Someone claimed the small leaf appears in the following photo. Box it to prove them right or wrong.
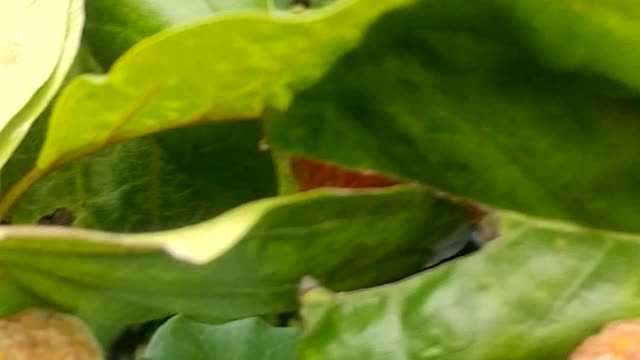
[299,212,640,360]
[142,316,299,360]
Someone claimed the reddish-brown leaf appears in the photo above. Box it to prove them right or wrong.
[290,156,403,191]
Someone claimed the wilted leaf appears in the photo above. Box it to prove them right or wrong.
[0,0,83,170]
[0,185,466,324]
[299,212,640,360]
[267,0,640,233]
[141,316,299,360]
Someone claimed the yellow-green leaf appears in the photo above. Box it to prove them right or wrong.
[0,0,84,170]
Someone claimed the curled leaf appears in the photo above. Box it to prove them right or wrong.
[0,186,467,324]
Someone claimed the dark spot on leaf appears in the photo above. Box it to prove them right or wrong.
[291,0,311,8]
[38,208,75,226]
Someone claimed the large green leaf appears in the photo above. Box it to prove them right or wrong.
[0,0,83,170]
[0,185,466,324]
[299,212,640,360]
[6,121,277,232]
[267,0,640,234]
[0,0,413,217]
[141,316,299,360]
[84,0,273,68]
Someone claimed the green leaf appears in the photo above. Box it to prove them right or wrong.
[0,185,466,324]
[142,316,299,360]
[299,212,640,360]
[0,0,413,216]
[84,0,273,68]
[266,0,640,233]
[0,0,83,170]
[0,272,41,316]
[7,121,277,232]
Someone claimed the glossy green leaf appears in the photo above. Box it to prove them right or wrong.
[84,0,273,68]
[7,121,277,232]
[300,211,640,360]
[0,0,83,170]
[0,185,466,324]
[267,0,640,234]
[0,0,413,217]
[141,316,299,360]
